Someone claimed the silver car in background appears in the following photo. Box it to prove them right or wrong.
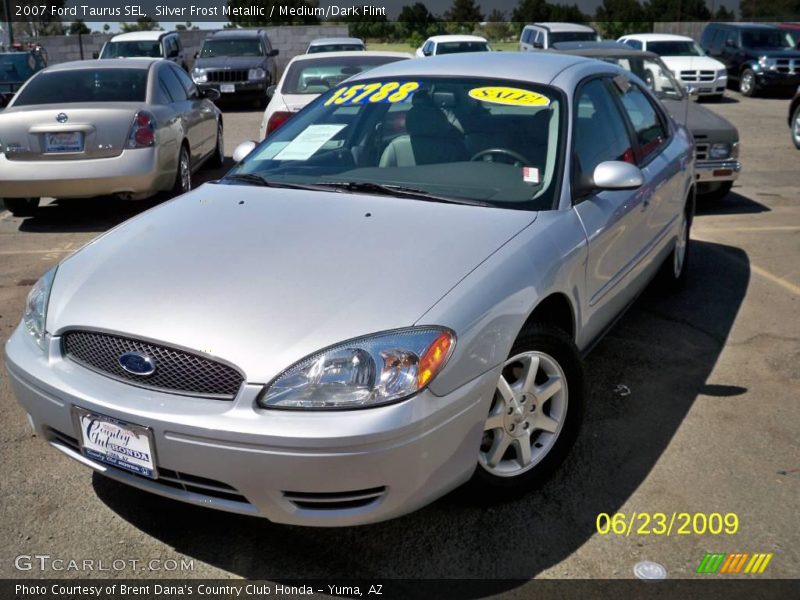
[6,53,695,526]
[0,59,223,217]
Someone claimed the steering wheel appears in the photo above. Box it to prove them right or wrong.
[470,148,531,167]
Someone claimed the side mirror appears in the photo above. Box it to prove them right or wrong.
[233,141,257,163]
[724,39,737,48]
[202,88,221,101]
[593,161,644,190]
[422,49,431,56]
[266,84,276,98]
[268,49,279,57]
[533,41,544,49]
[194,51,200,59]
[92,51,99,59]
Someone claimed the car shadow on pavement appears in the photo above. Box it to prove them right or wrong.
[696,191,770,216]
[92,239,750,594]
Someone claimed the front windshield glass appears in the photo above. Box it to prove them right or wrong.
[101,41,161,58]
[226,76,564,210]
[437,42,491,54]
[281,55,408,95]
[742,29,791,48]
[601,56,684,100]
[550,31,596,44]
[201,39,263,57]
[647,41,704,57]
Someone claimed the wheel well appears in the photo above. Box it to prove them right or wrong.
[523,293,575,341]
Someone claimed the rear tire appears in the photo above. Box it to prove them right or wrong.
[698,181,733,202]
[171,145,192,197]
[466,323,585,501]
[3,197,39,217]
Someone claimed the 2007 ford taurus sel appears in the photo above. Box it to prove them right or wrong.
[6,53,695,526]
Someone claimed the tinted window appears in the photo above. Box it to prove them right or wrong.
[550,31,596,44]
[573,79,635,185]
[436,41,490,55]
[165,37,178,57]
[725,30,739,48]
[14,69,148,105]
[171,65,197,97]
[201,39,263,57]
[101,40,162,58]
[623,39,643,50]
[742,29,790,48]
[521,29,532,43]
[281,55,409,94]
[308,43,364,54]
[647,41,703,56]
[710,29,727,51]
[162,68,187,102]
[615,83,667,161]
[156,78,173,104]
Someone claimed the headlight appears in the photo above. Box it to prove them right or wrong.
[717,69,727,79]
[730,141,739,158]
[709,143,731,159]
[192,68,207,83]
[758,56,776,69]
[248,67,266,80]
[23,267,56,350]
[259,327,455,410]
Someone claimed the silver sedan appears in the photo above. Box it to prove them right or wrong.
[0,59,223,217]
[6,53,695,526]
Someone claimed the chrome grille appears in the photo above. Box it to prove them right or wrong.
[694,138,709,161]
[62,330,244,399]
[207,69,248,83]
[680,70,716,82]
[775,58,799,74]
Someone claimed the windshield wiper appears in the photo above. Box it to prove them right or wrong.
[314,181,490,206]
[220,173,331,192]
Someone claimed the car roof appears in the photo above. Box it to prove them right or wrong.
[288,50,413,65]
[711,22,780,30]
[427,35,488,43]
[554,45,661,60]
[528,22,596,33]
[207,29,264,39]
[553,41,630,51]
[109,31,170,42]
[347,52,592,85]
[308,37,364,46]
[620,33,694,42]
[43,58,159,71]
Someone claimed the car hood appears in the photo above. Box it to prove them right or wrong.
[661,55,724,71]
[662,98,739,143]
[48,184,535,382]
[195,56,264,69]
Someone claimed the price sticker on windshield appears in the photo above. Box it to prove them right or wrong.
[469,86,551,107]
[325,81,420,106]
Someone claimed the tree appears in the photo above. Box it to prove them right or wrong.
[713,5,736,20]
[68,20,91,35]
[740,0,800,19]
[398,3,441,39]
[644,0,710,21]
[594,0,651,40]
[119,18,161,32]
[512,0,551,23]
[226,0,320,25]
[483,9,513,42]
[2,1,67,37]
[445,0,483,22]
[548,3,589,21]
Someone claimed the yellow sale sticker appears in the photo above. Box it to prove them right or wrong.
[468,86,551,107]
[324,81,420,106]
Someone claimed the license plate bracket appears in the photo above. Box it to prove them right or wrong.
[73,407,157,479]
[44,131,83,153]
[220,83,236,93]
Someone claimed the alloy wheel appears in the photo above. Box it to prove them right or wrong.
[180,149,191,193]
[674,212,688,278]
[479,351,568,477]
[793,108,800,148]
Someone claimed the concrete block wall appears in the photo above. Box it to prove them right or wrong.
[19,25,350,74]
[653,22,710,42]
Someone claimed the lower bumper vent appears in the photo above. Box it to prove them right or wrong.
[283,487,386,510]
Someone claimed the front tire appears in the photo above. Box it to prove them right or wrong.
[467,324,585,500]
[3,197,39,217]
[656,203,692,291]
[739,69,757,97]
[698,181,733,202]
[791,104,800,150]
[209,122,225,168]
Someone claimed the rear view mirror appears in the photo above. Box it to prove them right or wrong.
[233,141,257,163]
[593,161,644,190]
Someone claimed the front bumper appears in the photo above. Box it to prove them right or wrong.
[5,325,496,526]
[679,74,727,96]
[695,158,741,183]
[754,70,800,90]
[197,80,267,98]
[0,147,171,200]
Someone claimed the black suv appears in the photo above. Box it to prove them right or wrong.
[700,23,800,97]
[192,29,279,107]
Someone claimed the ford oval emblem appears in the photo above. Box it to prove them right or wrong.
[56,113,68,123]
[118,352,156,376]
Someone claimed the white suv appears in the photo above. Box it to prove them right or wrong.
[519,23,599,50]
[99,31,188,71]
[618,33,727,100]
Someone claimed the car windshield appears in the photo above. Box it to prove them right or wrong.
[101,41,162,58]
[13,69,148,105]
[226,76,564,210]
[201,39,263,57]
[437,42,490,54]
[550,31,597,44]
[281,55,408,94]
[308,44,364,54]
[601,56,684,100]
[647,41,704,57]
[742,29,791,48]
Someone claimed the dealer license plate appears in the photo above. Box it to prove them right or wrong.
[220,83,235,93]
[44,131,83,153]
[73,407,157,479]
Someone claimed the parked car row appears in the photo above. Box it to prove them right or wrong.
[6,50,698,527]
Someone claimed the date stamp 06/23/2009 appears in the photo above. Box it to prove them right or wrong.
[596,512,741,536]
